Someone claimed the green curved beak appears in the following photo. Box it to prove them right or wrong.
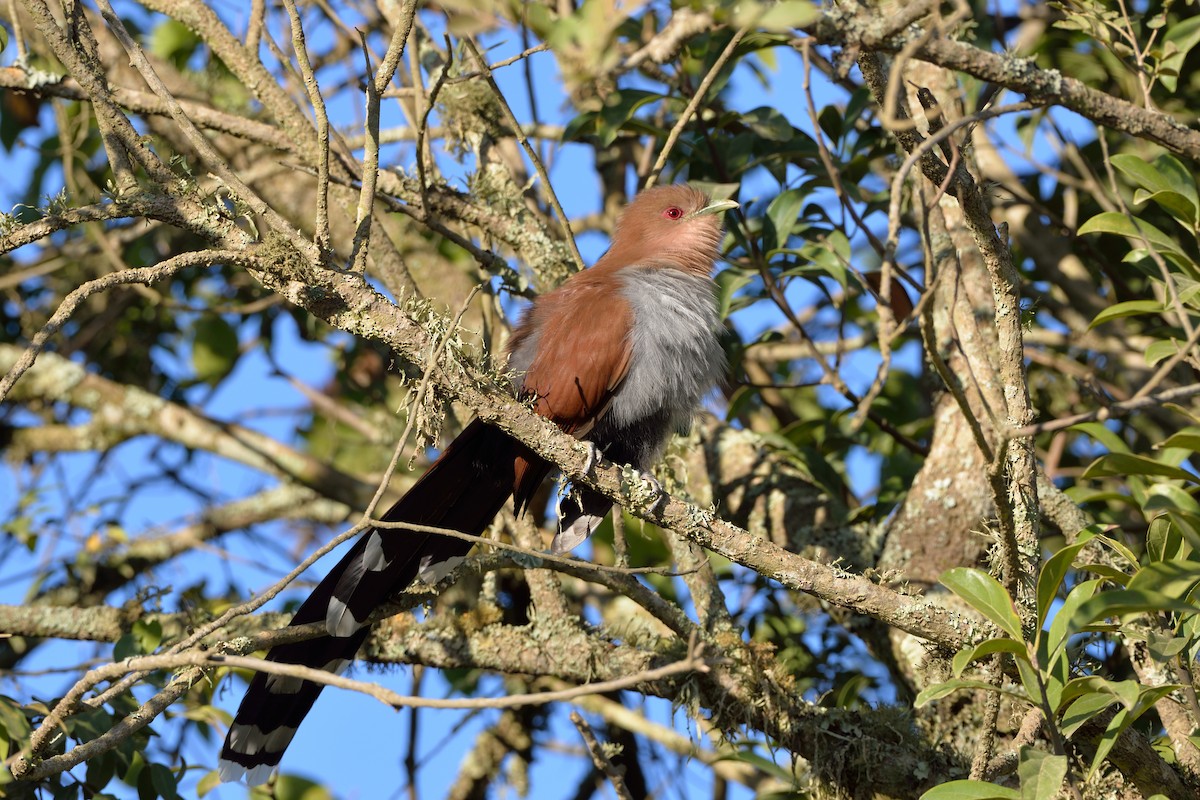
[687,198,740,219]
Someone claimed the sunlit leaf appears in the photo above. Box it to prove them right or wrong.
[191,316,240,384]
[1160,17,1200,93]
[1088,299,1166,328]
[734,0,820,32]
[915,678,1031,708]
[1145,339,1181,366]
[1036,542,1088,630]
[952,637,1029,678]
[919,779,1020,799]
[1045,579,1103,663]
[1017,747,1067,800]
[1112,153,1199,223]
[1082,453,1199,484]
[1068,589,1200,639]
[940,568,1023,639]
[1077,212,1182,256]
[1126,558,1200,599]
[1060,691,1118,738]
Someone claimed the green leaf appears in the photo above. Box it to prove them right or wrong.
[113,619,162,661]
[1111,153,1199,222]
[1161,149,1200,219]
[1161,430,1200,453]
[765,188,807,252]
[1077,212,1182,256]
[1088,299,1166,328]
[1069,589,1200,638]
[1070,422,1132,455]
[1017,747,1067,800]
[734,0,820,32]
[1146,516,1186,563]
[1083,452,1199,484]
[1075,563,1131,584]
[1088,685,1179,775]
[273,774,335,800]
[595,90,662,147]
[131,619,162,655]
[196,771,221,798]
[1078,529,1141,568]
[0,24,8,55]
[915,678,1030,708]
[1160,17,1200,93]
[191,316,239,384]
[1015,654,1050,707]
[1037,542,1088,630]
[919,780,1020,800]
[150,19,201,70]
[952,637,1029,677]
[1132,189,1197,227]
[1058,676,1140,713]
[1126,559,1200,600]
[1111,154,1170,195]
[741,106,795,142]
[1146,630,1192,662]
[940,567,1024,639]
[688,182,741,204]
[1146,480,1200,525]
[1045,578,1102,663]
[714,268,755,319]
[113,633,138,661]
[1145,338,1181,367]
[149,762,181,800]
[1060,691,1118,738]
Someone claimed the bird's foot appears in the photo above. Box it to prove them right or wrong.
[579,440,603,475]
[621,464,666,513]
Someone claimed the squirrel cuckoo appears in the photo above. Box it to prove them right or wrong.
[218,183,736,784]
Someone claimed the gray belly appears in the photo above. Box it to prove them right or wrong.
[595,267,724,467]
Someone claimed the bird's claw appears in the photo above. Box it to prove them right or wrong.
[580,441,602,475]
[640,470,663,499]
[621,464,666,512]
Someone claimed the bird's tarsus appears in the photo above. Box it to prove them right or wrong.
[580,441,602,475]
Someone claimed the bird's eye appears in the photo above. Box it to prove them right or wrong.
[662,206,684,220]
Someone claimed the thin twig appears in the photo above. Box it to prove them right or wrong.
[439,42,551,84]
[0,251,245,403]
[571,711,636,800]
[463,36,584,272]
[415,34,453,195]
[94,647,709,713]
[368,518,699,579]
[1007,382,1200,438]
[94,0,316,257]
[645,28,746,188]
[13,644,708,781]
[350,31,381,273]
[246,0,265,53]
[349,0,419,273]
[969,656,1004,779]
[282,0,332,254]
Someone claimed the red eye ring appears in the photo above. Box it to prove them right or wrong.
[662,206,684,220]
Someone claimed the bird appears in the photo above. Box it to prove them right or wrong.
[217,183,737,784]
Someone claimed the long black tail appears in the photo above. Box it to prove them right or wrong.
[218,421,547,784]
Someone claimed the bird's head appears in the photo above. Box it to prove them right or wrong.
[604,184,739,277]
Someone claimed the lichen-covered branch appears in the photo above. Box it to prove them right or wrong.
[805,6,1200,159]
